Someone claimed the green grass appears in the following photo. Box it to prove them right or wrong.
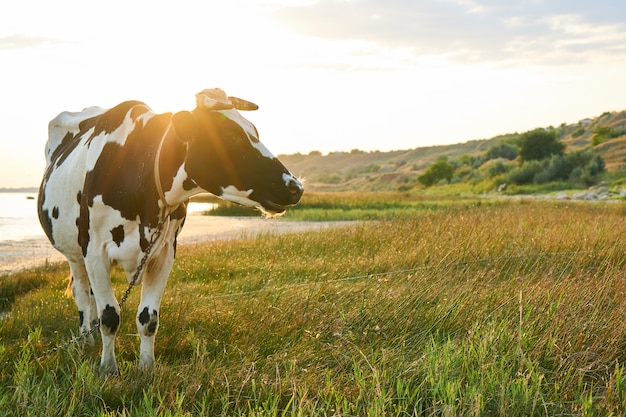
[2,198,626,415]
[207,192,489,221]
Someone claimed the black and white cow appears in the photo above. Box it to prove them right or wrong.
[38,88,303,374]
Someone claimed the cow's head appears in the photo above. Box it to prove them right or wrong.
[172,88,303,215]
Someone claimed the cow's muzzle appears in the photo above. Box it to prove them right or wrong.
[287,177,304,205]
[259,177,303,215]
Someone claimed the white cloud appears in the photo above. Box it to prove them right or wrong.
[273,0,626,65]
[0,34,61,50]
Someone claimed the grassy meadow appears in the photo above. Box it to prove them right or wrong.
[2,193,626,415]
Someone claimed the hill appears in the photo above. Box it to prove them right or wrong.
[279,110,626,192]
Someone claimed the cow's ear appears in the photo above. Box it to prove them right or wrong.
[171,111,197,142]
[228,96,259,111]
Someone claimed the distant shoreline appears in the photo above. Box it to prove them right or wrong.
[0,187,38,193]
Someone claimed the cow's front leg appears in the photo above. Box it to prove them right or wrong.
[86,259,120,375]
[136,246,175,370]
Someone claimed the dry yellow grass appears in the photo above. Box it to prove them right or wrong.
[2,198,626,415]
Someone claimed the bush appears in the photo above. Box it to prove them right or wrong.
[487,160,511,178]
[457,154,472,166]
[518,129,565,162]
[418,158,455,187]
[471,155,486,169]
[364,164,381,173]
[486,142,518,161]
[572,128,585,138]
[317,174,343,184]
[592,126,622,146]
[570,154,605,186]
[535,155,571,184]
[505,149,606,186]
[506,160,544,185]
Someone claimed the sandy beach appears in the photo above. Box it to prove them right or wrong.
[0,214,352,276]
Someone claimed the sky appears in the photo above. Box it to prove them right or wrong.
[1,0,626,188]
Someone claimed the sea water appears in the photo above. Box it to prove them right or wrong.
[0,192,215,243]
[0,192,42,242]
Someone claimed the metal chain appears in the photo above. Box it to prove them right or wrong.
[38,214,169,358]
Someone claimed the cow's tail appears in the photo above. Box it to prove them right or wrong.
[65,275,74,298]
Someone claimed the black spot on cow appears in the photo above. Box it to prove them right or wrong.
[138,307,158,336]
[52,206,59,219]
[183,177,197,191]
[101,304,120,334]
[111,225,124,247]
[139,227,150,252]
[171,204,187,221]
[77,183,91,257]
[138,307,150,325]
[148,319,158,335]
[37,187,54,245]
[50,131,81,168]
[79,310,84,326]
[76,191,82,205]
[38,208,54,245]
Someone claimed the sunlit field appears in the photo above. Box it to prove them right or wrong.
[2,194,626,415]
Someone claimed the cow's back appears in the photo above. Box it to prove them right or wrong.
[45,107,107,166]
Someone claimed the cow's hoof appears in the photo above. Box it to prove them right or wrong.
[138,357,155,373]
[99,361,120,377]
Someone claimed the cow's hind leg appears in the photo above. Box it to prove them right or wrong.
[85,259,120,375]
[68,261,97,345]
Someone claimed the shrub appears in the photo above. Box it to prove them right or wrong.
[505,160,544,185]
[518,129,565,162]
[364,164,381,173]
[566,149,605,185]
[570,154,606,186]
[592,126,621,146]
[506,149,606,186]
[535,155,571,184]
[487,160,511,178]
[317,174,343,184]
[418,158,455,187]
[458,154,472,166]
[471,155,486,168]
[486,142,518,161]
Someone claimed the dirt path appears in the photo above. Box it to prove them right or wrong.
[0,215,353,276]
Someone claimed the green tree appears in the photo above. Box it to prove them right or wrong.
[518,128,565,162]
[418,158,455,187]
